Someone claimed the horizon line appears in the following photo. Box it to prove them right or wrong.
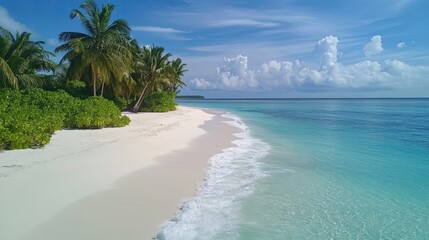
[177,97,429,100]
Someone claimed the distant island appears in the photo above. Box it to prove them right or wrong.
[175,95,205,99]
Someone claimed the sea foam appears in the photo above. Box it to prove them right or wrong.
[156,113,270,240]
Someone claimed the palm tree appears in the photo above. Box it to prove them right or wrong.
[0,28,16,88]
[55,0,131,96]
[166,58,187,94]
[108,38,140,99]
[0,27,56,89]
[132,45,172,112]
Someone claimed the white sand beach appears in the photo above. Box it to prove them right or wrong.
[0,106,238,240]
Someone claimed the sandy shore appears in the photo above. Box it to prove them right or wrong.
[0,106,238,240]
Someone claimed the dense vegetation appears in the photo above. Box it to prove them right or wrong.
[140,91,177,112]
[0,0,186,104]
[0,88,130,150]
[0,0,187,150]
[0,27,56,89]
[54,0,186,108]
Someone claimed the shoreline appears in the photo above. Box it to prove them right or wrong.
[0,106,239,240]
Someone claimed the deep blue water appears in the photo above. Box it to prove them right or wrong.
[159,99,429,239]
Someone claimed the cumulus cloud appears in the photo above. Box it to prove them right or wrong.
[217,55,259,89]
[189,36,429,91]
[190,78,215,90]
[364,35,383,57]
[0,6,30,33]
[397,42,407,48]
[316,35,339,67]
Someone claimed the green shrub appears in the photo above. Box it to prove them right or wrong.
[140,91,177,112]
[0,89,63,149]
[42,78,91,98]
[70,97,130,129]
[41,76,63,91]
[113,96,132,111]
[62,80,90,98]
[0,88,130,150]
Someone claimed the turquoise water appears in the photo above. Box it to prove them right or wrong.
[158,99,429,239]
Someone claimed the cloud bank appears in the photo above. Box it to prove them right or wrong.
[189,36,429,91]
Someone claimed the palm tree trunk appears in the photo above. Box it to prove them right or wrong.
[93,78,96,96]
[132,83,149,112]
[101,81,105,97]
[92,70,97,96]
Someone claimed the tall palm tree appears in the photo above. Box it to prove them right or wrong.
[0,27,56,89]
[132,45,172,112]
[55,0,131,96]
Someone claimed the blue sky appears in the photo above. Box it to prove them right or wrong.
[1,0,428,98]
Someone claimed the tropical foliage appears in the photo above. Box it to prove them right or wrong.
[1,0,186,107]
[55,0,132,97]
[130,46,187,111]
[54,0,187,103]
[140,91,177,112]
[0,88,130,150]
[0,27,56,89]
[0,0,187,151]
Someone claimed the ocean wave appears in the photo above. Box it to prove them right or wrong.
[156,113,270,240]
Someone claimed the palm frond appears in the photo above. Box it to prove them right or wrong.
[70,9,95,35]
[0,57,18,89]
[58,32,91,43]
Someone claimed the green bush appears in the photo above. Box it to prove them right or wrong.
[0,88,130,150]
[71,97,130,129]
[42,78,91,98]
[0,89,64,149]
[62,80,90,98]
[41,76,63,91]
[113,96,133,111]
[140,91,177,112]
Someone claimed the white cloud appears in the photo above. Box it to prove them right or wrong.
[397,42,407,48]
[190,78,215,90]
[316,35,339,67]
[188,36,429,91]
[0,6,30,33]
[216,55,259,89]
[131,26,186,34]
[364,35,384,57]
[211,19,278,28]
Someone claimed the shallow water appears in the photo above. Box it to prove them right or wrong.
[159,99,429,239]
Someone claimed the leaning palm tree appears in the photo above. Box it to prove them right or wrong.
[55,0,131,96]
[0,26,56,89]
[131,45,172,112]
